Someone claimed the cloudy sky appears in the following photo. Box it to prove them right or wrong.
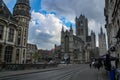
[4,0,106,50]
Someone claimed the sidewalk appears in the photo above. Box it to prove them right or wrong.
[0,64,71,78]
[97,69,109,80]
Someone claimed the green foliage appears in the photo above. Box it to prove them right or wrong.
[33,52,39,61]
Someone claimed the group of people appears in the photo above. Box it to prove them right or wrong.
[89,58,119,71]
[89,60,103,70]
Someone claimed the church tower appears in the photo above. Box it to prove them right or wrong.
[91,30,96,49]
[75,15,88,42]
[13,0,31,63]
[99,27,107,56]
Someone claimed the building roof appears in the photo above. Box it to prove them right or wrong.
[73,35,84,43]
[16,0,30,6]
[0,0,17,22]
[27,43,38,50]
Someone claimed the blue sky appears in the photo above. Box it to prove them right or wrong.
[4,0,105,49]
[4,0,41,12]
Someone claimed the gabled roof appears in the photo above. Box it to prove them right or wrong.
[0,0,12,17]
[0,0,17,22]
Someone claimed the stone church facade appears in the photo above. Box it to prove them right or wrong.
[0,0,30,64]
[60,15,96,63]
[98,27,107,56]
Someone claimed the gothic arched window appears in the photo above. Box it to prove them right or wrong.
[64,35,69,52]
[8,27,14,42]
[0,25,4,40]
[4,46,13,63]
[0,45,2,62]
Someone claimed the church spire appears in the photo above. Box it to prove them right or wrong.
[100,26,103,34]
[62,25,64,32]
[70,24,73,31]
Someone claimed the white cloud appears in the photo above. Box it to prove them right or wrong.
[28,11,67,49]
[41,0,105,24]
[88,19,106,47]
[88,19,101,34]
[41,0,106,48]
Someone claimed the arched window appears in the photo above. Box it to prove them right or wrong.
[17,27,22,45]
[74,49,78,59]
[0,25,4,40]
[8,27,14,42]
[16,49,19,60]
[0,45,2,62]
[4,46,13,63]
[64,35,69,52]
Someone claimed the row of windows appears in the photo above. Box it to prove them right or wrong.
[0,25,15,42]
[0,46,13,63]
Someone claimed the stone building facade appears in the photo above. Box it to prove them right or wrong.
[26,43,38,63]
[60,15,96,63]
[98,27,107,56]
[0,0,30,64]
[104,0,120,57]
[38,49,53,63]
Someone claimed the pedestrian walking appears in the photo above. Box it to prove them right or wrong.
[89,63,91,68]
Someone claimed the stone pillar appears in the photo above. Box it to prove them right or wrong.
[1,45,5,63]
[19,48,22,64]
[12,46,16,63]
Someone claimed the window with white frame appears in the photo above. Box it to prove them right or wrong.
[4,46,13,63]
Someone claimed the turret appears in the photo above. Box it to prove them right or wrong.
[61,25,64,32]
[69,24,73,35]
[13,0,31,63]
[13,0,30,21]
[70,24,73,31]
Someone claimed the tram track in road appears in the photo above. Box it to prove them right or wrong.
[42,65,88,80]
[0,64,88,80]
[57,67,88,80]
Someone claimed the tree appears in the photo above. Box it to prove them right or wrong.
[33,52,39,63]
